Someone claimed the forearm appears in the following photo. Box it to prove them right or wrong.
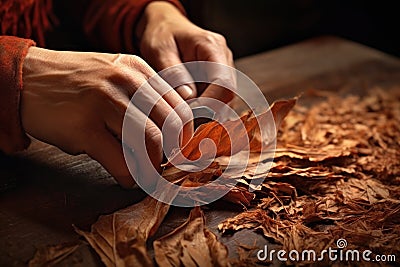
[0,36,35,154]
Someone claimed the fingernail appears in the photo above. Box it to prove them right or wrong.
[176,85,193,100]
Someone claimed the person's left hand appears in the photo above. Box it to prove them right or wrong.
[136,1,235,104]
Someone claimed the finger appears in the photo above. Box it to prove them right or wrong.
[121,56,194,145]
[102,95,163,189]
[108,60,192,149]
[103,94,163,173]
[149,48,197,100]
[132,81,192,153]
[123,104,163,190]
[187,35,235,103]
[201,83,235,104]
[149,75,194,146]
[115,56,194,149]
[86,129,136,189]
[200,61,236,107]
[175,85,196,100]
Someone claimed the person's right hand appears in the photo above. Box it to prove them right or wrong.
[21,47,193,188]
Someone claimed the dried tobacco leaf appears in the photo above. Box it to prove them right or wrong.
[154,207,229,267]
[218,209,292,244]
[166,98,297,166]
[75,196,169,267]
[218,88,400,263]
[222,186,255,206]
[158,98,297,206]
[165,178,255,206]
[29,241,81,267]
[249,98,297,152]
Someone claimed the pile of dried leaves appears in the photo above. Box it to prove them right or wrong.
[30,87,400,266]
[219,87,400,265]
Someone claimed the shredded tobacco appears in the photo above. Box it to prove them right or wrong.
[219,87,400,265]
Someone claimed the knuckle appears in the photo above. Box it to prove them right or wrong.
[129,55,155,79]
[227,48,233,60]
[98,62,133,91]
[160,66,191,86]
[120,55,152,73]
[128,55,148,69]
[106,58,153,90]
[107,65,131,84]
[147,39,168,52]
[175,103,193,124]
[130,54,147,66]
[203,32,227,45]
[166,111,184,132]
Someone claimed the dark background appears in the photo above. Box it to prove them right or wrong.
[52,0,399,58]
[181,0,399,58]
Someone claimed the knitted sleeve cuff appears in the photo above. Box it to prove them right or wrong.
[0,36,35,153]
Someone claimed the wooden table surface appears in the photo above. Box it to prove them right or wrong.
[1,36,399,266]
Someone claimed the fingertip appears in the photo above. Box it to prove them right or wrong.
[175,84,197,100]
[202,84,234,104]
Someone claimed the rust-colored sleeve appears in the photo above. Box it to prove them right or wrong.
[83,0,186,53]
[0,36,35,154]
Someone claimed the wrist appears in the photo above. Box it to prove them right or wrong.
[21,46,40,135]
[22,46,38,83]
[135,1,186,42]
[21,46,60,135]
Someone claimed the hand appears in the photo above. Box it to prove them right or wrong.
[21,47,193,188]
[136,1,235,104]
